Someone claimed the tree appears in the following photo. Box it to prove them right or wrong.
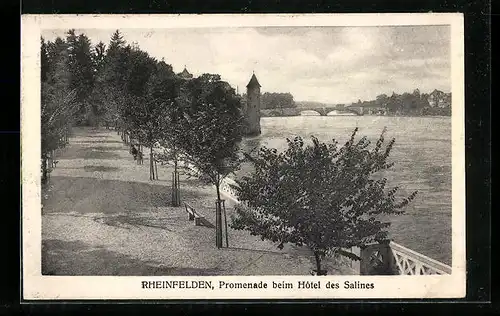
[97,30,129,130]
[93,41,106,73]
[65,30,97,125]
[375,94,388,107]
[230,128,418,275]
[41,37,78,184]
[176,73,245,248]
[386,92,401,114]
[261,92,296,111]
[41,37,50,82]
[150,61,186,205]
[121,48,160,180]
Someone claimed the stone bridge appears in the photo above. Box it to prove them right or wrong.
[300,106,364,116]
[261,106,364,117]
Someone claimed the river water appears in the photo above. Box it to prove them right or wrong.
[238,116,452,265]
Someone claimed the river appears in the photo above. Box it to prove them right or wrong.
[237,116,452,265]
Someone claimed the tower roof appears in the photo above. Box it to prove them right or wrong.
[246,73,261,88]
[178,66,193,79]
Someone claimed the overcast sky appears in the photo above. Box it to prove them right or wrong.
[43,26,450,104]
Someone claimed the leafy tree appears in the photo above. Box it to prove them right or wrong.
[230,128,418,274]
[261,92,296,111]
[176,73,245,248]
[41,37,78,184]
[65,30,97,125]
[375,94,388,107]
[121,47,161,179]
[41,37,50,82]
[149,61,186,205]
[93,41,106,72]
[97,30,129,130]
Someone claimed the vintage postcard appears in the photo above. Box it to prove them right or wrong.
[21,13,465,300]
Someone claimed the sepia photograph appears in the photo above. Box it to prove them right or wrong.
[22,14,465,299]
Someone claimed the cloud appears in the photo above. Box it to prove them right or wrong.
[42,25,451,104]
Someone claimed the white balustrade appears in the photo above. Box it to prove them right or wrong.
[358,241,451,275]
[389,241,451,275]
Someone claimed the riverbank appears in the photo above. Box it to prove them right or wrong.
[42,127,355,276]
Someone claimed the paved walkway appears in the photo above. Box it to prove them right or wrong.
[42,127,355,276]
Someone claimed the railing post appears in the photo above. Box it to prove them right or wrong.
[385,242,397,274]
[359,245,372,275]
[379,239,394,274]
[351,246,362,275]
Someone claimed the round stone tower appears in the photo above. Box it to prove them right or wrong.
[245,73,261,136]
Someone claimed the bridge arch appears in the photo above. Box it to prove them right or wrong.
[326,110,356,116]
[300,110,322,116]
[298,107,363,116]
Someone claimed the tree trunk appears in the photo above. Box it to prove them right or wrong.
[216,182,221,203]
[313,251,327,275]
[155,160,158,180]
[174,157,178,177]
[215,183,223,249]
[171,158,180,206]
[150,147,154,181]
[223,199,229,247]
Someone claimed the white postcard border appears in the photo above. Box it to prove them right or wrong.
[21,13,466,300]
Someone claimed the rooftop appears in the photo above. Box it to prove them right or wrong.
[178,66,193,79]
[246,73,261,88]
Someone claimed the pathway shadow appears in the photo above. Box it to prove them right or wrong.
[44,176,212,214]
[42,239,222,276]
[91,146,123,151]
[57,146,125,160]
[83,151,121,159]
[225,246,283,255]
[83,165,120,172]
[94,214,189,232]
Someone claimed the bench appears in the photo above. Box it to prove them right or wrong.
[184,203,205,226]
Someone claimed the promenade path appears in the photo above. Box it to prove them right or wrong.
[42,127,354,276]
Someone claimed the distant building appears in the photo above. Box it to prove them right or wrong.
[243,73,261,136]
[428,89,451,108]
[347,102,388,116]
[177,66,193,80]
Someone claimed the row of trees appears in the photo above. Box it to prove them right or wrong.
[260,92,296,110]
[41,36,77,183]
[41,30,245,248]
[352,89,452,116]
[41,30,418,273]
